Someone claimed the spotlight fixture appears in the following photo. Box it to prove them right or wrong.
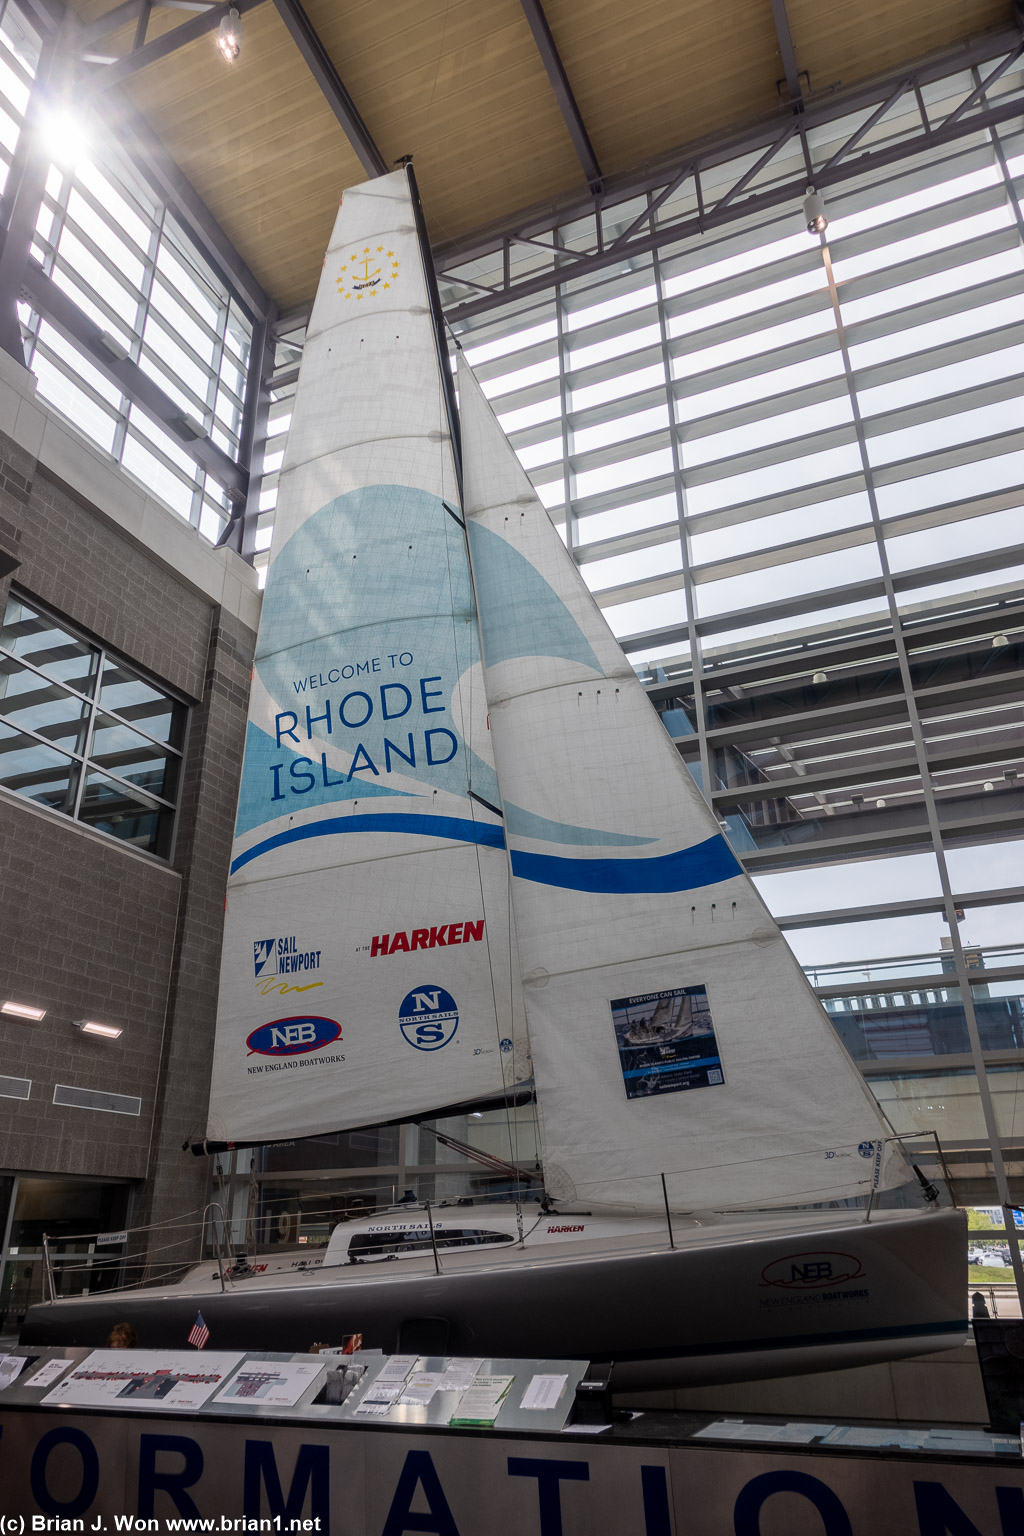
[2,999,45,1020]
[803,186,827,235]
[74,1018,123,1039]
[811,670,828,684]
[993,633,1009,648]
[984,781,995,792]
[217,6,242,62]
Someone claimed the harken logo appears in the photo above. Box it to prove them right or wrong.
[399,985,459,1052]
[247,1016,342,1057]
[760,1251,865,1290]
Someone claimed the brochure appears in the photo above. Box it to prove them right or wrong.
[520,1373,568,1411]
[450,1374,514,1427]
[41,1350,243,1411]
[215,1360,325,1407]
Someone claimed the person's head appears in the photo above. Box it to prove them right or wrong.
[107,1321,137,1348]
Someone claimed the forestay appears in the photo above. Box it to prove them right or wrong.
[206,172,526,1145]
[458,358,897,1212]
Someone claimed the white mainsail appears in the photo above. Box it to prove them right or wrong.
[206,172,527,1144]
[458,356,895,1211]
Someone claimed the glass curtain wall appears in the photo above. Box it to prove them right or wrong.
[246,48,1024,1269]
[0,0,252,544]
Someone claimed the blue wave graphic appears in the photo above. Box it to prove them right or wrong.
[230,813,505,874]
[510,834,740,894]
[232,815,738,895]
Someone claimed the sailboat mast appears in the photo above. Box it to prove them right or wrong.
[405,162,463,508]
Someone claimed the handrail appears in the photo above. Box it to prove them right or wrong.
[425,1200,441,1276]
[202,1201,229,1292]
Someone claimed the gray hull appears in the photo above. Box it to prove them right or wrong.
[21,1208,967,1390]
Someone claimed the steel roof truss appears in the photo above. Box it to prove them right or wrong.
[517,0,602,192]
[268,0,387,179]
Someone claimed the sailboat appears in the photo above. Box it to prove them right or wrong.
[22,169,966,1389]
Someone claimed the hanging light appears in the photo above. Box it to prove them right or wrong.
[803,186,828,235]
[217,6,242,62]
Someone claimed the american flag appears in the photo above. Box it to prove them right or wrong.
[188,1311,209,1350]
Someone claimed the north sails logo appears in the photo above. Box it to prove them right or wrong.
[369,920,484,957]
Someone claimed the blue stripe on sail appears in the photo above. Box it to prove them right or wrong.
[230,813,507,874]
[509,834,741,894]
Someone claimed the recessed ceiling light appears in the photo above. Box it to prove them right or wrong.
[2,1000,46,1020]
[74,1019,123,1039]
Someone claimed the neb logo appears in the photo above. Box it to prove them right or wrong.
[760,1250,864,1289]
[399,985,459,1052]
[247,1016,342,1056]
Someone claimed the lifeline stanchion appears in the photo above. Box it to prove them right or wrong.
[661,1173,675,1250]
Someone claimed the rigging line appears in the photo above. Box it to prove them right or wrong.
[468,788,503,818]
[445,411,524,1195]
[435,365,520,1189]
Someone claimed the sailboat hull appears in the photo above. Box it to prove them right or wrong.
[21,1208,966,1390]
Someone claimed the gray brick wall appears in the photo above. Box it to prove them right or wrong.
[0,426,255,1275]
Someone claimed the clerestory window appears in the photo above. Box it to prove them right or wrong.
[0,589,186,857]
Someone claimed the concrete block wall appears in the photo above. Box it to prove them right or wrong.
[0,351,258,1267]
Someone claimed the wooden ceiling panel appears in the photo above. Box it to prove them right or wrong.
[66,0,1021,311]
[543,0,783,179]
[121,5,368,307]
[787,0,1013,98]
[304,0,585,246]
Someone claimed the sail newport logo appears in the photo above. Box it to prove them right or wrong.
[254,936,322,977]
[399,985,459,1051]
[247,1016,342,1056]
[370,919,484,957]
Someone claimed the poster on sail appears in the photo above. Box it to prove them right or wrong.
[610,985,724,1100]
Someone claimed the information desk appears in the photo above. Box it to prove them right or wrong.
[0,1346,1021,1533]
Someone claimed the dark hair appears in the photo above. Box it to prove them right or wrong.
[107,1322,137,1348]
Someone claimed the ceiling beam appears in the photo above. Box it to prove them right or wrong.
[75,0,148,51]
[441,44,1024,323]
[269,0,388,178]
[769,0,802,104]
[76,0,262,94]
[518,0,602,192]
[434,24,1023,279]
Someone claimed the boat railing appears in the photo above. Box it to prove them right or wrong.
[560,1129,958,1248]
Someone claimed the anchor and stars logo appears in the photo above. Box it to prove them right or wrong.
[337,245,400,300]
